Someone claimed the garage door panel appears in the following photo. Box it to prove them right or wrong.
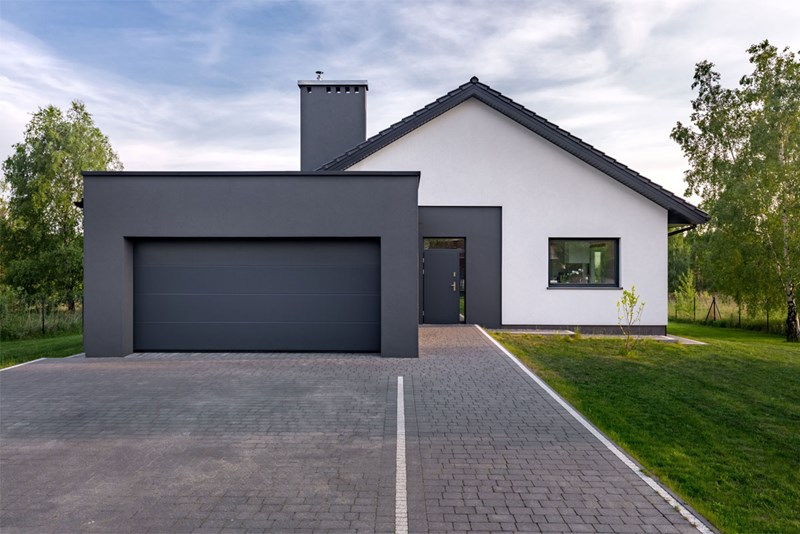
[136,265,379,294]
[134,238,380,352]
[135,294,380,323]
[134,322,380,352]
[136,239,379,266]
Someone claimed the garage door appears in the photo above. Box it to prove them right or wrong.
[134,238,380,352]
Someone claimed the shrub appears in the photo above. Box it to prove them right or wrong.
[675,270,697,320]
[617,286,645,354]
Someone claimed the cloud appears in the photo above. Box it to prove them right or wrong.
[2,0,799,197]
[0,20,299,171]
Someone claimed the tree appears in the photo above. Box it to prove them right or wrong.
[671,41,800,342]
[1,101,122,304]
[617,285,645,354]
[675,270,697,320]
[668,233,691,294]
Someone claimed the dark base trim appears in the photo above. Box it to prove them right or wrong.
[500,325,667,336]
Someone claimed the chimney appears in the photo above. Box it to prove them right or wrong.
[298,79,368,171]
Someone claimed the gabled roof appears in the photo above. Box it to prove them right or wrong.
[320,76,708,225]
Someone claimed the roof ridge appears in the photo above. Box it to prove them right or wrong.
[319,78,707,224]
[322,80,477,167]
[465,81,703,217]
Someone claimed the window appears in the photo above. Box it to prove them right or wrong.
[548,238,619,287]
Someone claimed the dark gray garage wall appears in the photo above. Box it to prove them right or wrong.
[419,207,502,327]
[83,172,419,358]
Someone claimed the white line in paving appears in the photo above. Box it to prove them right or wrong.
[476,326,713,534]
[395,376,408,534]
[0,358,45,372]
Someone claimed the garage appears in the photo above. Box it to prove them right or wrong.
[83,171,419,357]
[134,238,380,352]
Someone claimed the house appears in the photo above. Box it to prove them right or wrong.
[82,77,707,358]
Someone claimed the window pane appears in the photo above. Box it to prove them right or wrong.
[548,239,618,286]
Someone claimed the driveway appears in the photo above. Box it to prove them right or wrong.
[1,327,708,533]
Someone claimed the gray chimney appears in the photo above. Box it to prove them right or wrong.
[298,79,368,171]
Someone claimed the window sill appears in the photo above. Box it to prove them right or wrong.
[547,286,622,290]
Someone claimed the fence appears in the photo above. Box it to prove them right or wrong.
[0,290,83,341]
[668,291,786,335]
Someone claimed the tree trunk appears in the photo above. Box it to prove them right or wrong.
[777,205,798,342]
[787,282,799,342]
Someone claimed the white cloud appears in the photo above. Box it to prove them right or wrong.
[2,0,799,198]
[0,21,299,171]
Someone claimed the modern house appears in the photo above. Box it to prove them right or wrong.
[82,77,707,358]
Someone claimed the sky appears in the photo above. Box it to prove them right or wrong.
[1,0,798,200]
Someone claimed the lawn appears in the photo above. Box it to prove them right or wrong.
[491,323,800,534]
[0,334,83,369]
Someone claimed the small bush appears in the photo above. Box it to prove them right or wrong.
[675,271,697,320]
[617,286,645,354]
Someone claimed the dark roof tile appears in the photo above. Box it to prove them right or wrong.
[320,78,707,225]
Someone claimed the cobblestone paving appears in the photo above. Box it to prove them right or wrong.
[0,327,706,533]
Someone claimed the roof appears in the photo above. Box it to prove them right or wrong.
[320,76,708,225]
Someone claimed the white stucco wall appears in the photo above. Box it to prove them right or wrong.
[349,98,668,326]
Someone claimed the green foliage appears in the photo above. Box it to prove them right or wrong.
[669,291,788,335]
[671,41,800,341]
[0,286,82,340]
[492,326,800,533]
[1,101,122,300]
[616,285,645,354]
[675,270,697,320]
[667,234,691,293]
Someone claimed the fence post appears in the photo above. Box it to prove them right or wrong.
[41,296,45,335]
[693,295,696,322]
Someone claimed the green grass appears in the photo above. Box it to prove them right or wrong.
[669,321,787,343]
[0,334,83,369]
[668,292,788,336]
[0,309,82,341]
[492,323,800,534]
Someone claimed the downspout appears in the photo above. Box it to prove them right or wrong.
[668,224,697,236]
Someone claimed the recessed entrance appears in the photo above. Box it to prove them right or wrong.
[423,238,466,324]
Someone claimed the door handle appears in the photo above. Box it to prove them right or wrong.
[451,281,457,292]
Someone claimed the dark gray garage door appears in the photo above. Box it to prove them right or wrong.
[134,238,380,352]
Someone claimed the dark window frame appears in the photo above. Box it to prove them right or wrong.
[547,237,620,289]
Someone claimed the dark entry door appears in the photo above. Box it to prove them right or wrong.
[423,249,461,324]
[134,238,380,352]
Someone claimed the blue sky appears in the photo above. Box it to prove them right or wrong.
[1,0,798,198]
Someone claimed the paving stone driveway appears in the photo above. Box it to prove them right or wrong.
[1,327,704,533]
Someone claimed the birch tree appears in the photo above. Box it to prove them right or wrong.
[672,41,799,341]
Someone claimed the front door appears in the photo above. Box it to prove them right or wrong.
[423,249,461,324]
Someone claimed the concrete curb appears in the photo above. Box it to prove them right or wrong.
[0,358,46,372]
[1,352,85,372]
[477,325,716,534]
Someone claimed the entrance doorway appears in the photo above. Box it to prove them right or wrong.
[423,238,466,324]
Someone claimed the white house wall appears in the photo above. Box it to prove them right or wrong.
[349,99,668,327]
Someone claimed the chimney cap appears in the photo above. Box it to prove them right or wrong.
[298,80,368,88]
